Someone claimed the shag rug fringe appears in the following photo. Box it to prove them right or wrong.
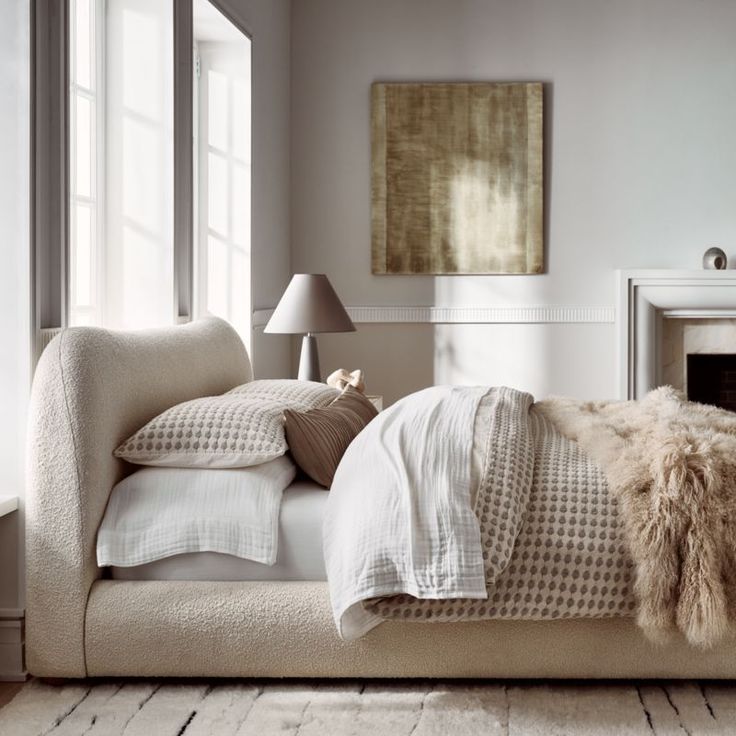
[537,387,736,648]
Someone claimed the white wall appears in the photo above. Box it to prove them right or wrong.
[0,0,30,612]
[290,0,736,402]
[219,0,292,378]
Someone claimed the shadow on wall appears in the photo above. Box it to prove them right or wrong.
[296,325,435,407]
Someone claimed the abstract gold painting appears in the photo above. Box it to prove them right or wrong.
[371,82,543,274]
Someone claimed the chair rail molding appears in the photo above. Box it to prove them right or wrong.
[617,269,736,400]
[252,304,615,329]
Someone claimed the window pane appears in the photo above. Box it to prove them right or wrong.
[206,235,228,317]
[207,152,228,236]
[69,0,175,331]
[231,161,249,249]
[74,203,93,307]
[121,3,169,120]
[231,246,249,335]
[194,2,252,349]
[105,0,174,329]
[75,95,93,198]
[232,74,250,163]
[122,117,164,233]
[118,224,172,328]
[72,310,94,326]
[74,0,92,90]
[207,70,228,151]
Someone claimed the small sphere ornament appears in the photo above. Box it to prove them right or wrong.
[703,247,728,270]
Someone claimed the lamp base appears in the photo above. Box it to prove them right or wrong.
[298,334,321,382]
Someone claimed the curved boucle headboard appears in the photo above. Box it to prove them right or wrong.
[26,317,252,677]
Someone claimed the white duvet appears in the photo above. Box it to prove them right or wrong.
[97,455,296,567]
[323,385,489,640]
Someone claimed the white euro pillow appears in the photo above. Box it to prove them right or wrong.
[114,379,338,468]
[97,456,297,567]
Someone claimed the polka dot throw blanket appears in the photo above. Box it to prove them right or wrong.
[363,388,636,625]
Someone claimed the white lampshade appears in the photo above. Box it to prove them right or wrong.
[264,274,355,335]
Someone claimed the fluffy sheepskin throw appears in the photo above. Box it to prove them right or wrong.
[536,387,736,649]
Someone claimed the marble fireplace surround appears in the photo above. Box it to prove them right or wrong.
[617,270,736,399]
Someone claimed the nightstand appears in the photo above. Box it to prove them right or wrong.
[367,395,383,411]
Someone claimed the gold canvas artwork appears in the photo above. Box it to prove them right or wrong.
[371,82,543,274]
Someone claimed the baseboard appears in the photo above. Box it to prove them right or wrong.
[0,619,27,681]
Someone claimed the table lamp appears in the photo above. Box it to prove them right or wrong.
[264,274,355,381]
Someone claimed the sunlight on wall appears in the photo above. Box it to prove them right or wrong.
[433,323,615,400]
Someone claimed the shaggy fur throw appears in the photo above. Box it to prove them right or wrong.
[536,387,736,648]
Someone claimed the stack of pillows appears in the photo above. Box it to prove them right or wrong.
[115,378,378,488]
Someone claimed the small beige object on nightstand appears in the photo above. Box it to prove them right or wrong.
[326,368,365,392]
[366,395,383,411]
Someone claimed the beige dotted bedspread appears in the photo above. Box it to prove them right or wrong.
[363,388,637,623]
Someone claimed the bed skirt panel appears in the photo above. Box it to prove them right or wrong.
[83,580,736,679]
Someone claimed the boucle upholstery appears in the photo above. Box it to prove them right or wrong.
[26,318,252,677]
[26,318,736,679]
[85,581,736,679]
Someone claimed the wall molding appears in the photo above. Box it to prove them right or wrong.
[252,305,614,329]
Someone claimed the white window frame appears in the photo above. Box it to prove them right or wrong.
[192,39,252,350]
[68,0,106,327]
[33,0,254,359]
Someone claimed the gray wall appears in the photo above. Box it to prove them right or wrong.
[220,0,293,378]
[290,0,736,403]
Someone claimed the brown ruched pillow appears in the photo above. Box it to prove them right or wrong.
[284,385,378,488]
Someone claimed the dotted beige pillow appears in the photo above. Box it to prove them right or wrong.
[115,380,339,468]
[284,385,378,488]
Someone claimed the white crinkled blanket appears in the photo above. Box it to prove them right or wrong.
[323,385,490,639]
[324,386,636,641]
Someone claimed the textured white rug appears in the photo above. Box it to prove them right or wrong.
[1,679,734,735]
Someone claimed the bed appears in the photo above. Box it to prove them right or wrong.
[25,318,736,679]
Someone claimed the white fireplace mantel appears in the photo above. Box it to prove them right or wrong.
[617,269,736,399]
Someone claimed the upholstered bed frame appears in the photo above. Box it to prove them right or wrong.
[26,318,736,679]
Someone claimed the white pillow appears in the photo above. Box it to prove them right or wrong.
[96,456,296,567]
[114,379,338,468]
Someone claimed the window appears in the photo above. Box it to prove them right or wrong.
[69,0,102,326]
[192,14,252,346]
[64,0,251,339]
[102,0,174,329]
[69,0,175,330]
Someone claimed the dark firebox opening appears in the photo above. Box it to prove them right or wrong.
[687,353,736,412]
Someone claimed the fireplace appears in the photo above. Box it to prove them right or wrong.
[618,270,736,400]
[687,353,736,412]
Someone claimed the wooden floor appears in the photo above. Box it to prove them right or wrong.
[0,679,25,709]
